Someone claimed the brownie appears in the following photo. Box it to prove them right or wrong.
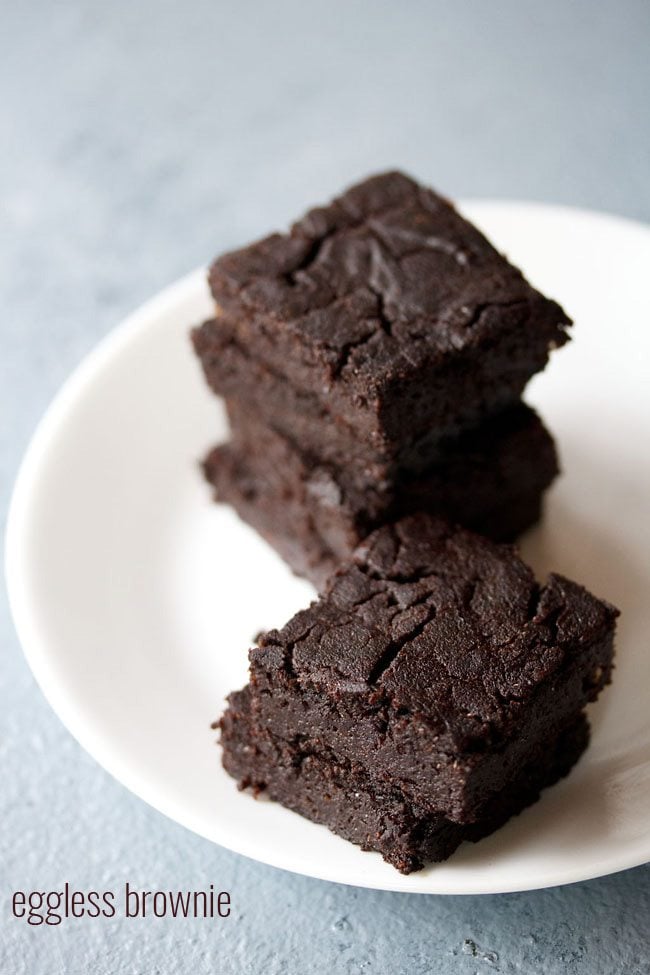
[220,516,617,827]
[204,403,559,588]
[221,687,589,873]
[194,171,571,471]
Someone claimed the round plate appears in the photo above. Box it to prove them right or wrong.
[6,202,650,895]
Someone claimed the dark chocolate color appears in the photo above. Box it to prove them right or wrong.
[195,171,571,465]
[204,403,558,588]
[221,687,589,873]
[222,516,617,824]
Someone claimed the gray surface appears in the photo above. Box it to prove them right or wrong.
[2,0,649,972]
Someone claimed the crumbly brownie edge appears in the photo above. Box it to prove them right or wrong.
[220,686,589,873]
[242,517,617,819]
[203,441,553,590]
[247,622,613,821]
[203,403,558,588]
[193,312,562,460]
[219,398,559,541]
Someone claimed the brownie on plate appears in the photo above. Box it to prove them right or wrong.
[194,171,571,473]
[204,403,559,588]
[219,515,618,870]
[222,688,589,874]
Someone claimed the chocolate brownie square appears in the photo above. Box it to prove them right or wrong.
[204,403,559,588]
[221,687,589,873]
[194,171,571,472]
[220,515,617,833]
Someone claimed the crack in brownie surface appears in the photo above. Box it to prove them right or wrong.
[222,515,617,825]
[196,173,615,871]
[195,171,572,456]
[208,172,569,377]
[260,516,614,737]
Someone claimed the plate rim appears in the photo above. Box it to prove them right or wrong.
[5,200,650,895]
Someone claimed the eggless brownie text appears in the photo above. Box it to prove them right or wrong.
[11,883,231,925]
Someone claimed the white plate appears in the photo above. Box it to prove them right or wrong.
[6,202,650,895]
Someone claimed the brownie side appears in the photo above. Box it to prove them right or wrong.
[204,434,339,587]
[193,303,562,464]
[249,623,611,821]
[203,403,559,588]
[245,516,617,820]
[198,171,571,446]
[221,686,589,873]
[192,324,430,481]
[223,399,559,528]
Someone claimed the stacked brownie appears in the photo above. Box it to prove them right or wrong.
[192,172,620,871]
[192,171,571,589]
[220,516,618,872]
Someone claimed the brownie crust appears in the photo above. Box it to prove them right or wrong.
[195,171,571,461]
[232,516,617,822]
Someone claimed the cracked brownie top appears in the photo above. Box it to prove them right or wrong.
[207,171,571,391]
[252,515,618,746]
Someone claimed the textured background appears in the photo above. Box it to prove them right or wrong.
[2,1,650,972]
